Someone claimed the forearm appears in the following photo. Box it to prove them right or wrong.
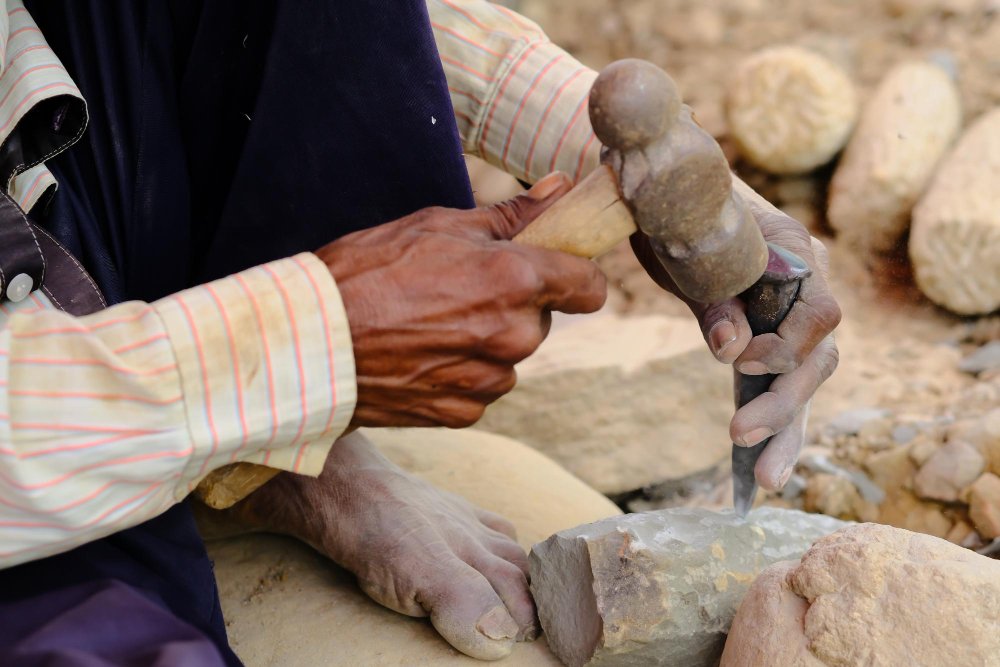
[0,253,355,567]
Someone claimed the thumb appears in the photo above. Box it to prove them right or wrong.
[479,171,573,240]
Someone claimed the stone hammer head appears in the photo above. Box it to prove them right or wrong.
[590,59,769,304]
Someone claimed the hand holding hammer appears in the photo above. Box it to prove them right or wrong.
[196,59,840,515]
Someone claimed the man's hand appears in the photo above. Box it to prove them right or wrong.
[632,183,841,491]
[315,172,607,430]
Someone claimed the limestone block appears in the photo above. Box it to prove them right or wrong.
[720,523,1000,666]
[828,60,961,253]
[969,472,1000,539]
[726,46,857,175]
[207,428,621,666]
[528,507,847,667]
[910,108,1000,315]
[913,440,985,502]
[477,314,732,495]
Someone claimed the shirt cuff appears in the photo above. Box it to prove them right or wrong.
[153,253,356,484]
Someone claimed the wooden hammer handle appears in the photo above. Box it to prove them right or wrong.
[513,164,634,257]
[195,166,633,510]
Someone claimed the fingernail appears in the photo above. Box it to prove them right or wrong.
[738,361,769,375]
[527,172,568,200]
[741,427,774,446]
[477,606,519,641]
[777,466,794,489]
[708,320,738,356]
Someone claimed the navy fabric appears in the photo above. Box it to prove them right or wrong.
[4,1,475,664]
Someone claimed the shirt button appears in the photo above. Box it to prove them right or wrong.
[6,273,33,302]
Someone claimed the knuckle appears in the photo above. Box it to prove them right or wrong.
[438,401,486,429]
[490,324,545,363]
[411,205,451,228]
[701,301,736,330]
[798,294,842,335]
[486,252,543,301]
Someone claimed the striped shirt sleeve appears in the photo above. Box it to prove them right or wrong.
[2,0,86,212]
[0,253,356,568]
[427,0,602,185]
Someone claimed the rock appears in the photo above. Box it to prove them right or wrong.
[913,440,986,502]
[910,108,1000,315]
[206,428,621,666]
[478,315,732,495]
[948,408,1000,474]
[528,507,848,667]
[803,473,878,522]
[969,472,1000,538]
[907,432,942,465]
[797,453,885,504]
[720,523,1000,666]
[946,519,979,546]
[881,490,954,538]
[863,443,915,492]
[891,423,920,444]
[828,60,961,254]
[726,46,858,175]
[959,340,1000,375]
[883,0,981,17]
[824,408,890,437]
[864,445,954,538]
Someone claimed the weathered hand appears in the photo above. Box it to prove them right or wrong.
[315,172,607,430]
[632,179,841,490]
[224,432,535,661]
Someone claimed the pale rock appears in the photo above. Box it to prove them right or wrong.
[720,523,1000,667]
[863,443,915,492]
[827,60,961,254]
[891,423,920,444]
[948,408,1000,474]
[969,472,1000,538]
[726,46,857,175]
[529,507,847,667]
[825,408,890,437]
[864,445,953,538]
[906,432,942,465]
[910,108,1000,315]
[913,440,986,502]
[206,428,621,667]
[959,340,1000,375]
[883,0,982,17]
[946,519,978,546]
[478,315,732,495]
[803,473,878,522]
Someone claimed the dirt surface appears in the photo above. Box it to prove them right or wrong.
[475,0,1000,541]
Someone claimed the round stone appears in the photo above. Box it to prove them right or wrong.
[5,273,33,302]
